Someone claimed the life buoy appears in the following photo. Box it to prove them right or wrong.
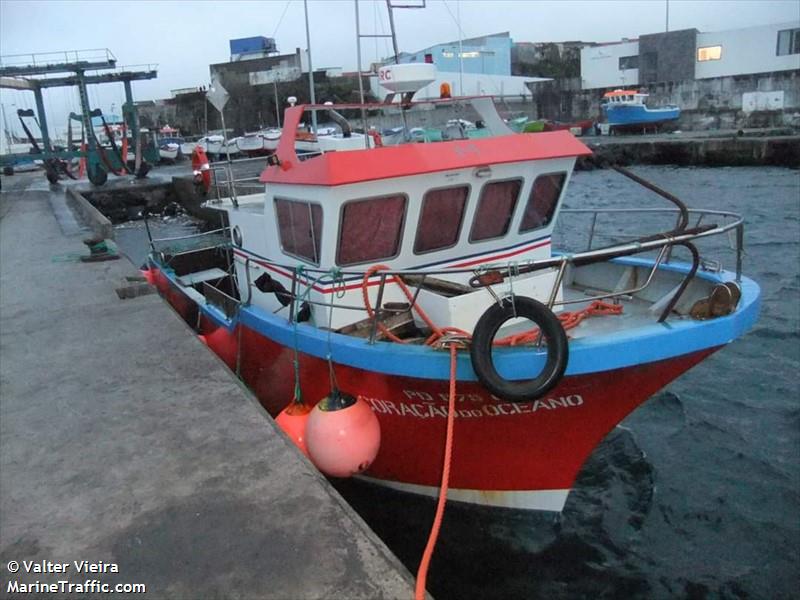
[470,295,568,403]
[191,146,211,192]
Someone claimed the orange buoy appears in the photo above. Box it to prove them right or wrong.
[140,268,156,285]
[275,400,312,457]
[202,326,238,370]
[305,390,380,478]
[191,146,211,193]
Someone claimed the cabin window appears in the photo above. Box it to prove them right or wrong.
[697,45,722,62]
[337,194,407,265]
[469,179,521,242]
[275,198,323,264]
[777,28,800,56]
[414,186,469,254]
[519,173,567,232]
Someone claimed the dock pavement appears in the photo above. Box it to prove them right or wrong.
[0,173,415,599]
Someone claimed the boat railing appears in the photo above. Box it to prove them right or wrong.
[145,224,231,258]
[146,206,744,335]
[220,206,743,330]
[209,162,264,206]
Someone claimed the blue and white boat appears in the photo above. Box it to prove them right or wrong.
[602,89,680,130]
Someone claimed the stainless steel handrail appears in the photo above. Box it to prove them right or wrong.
[150,206,747,339]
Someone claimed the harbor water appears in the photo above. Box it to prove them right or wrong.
[115,165,800,599]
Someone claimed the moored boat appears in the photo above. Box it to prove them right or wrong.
[145,78,759,512]
[602,89,680,132]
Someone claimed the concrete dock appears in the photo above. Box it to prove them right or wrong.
[0,174,415,598]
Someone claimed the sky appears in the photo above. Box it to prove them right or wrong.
[1,0,798,136]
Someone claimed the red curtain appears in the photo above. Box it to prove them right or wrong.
[275,199,323,262]
[414,186,468,253]
[470,180,521,241]
[520,173,566,232]
[338,195,406,265]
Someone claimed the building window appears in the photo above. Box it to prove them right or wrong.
[469,180,521,242]
[519,173,567,232]
[618,55,638,70]
[275,198,323,264]
[414,186,469,254]
[337,195,407,266]
[777,28,800,56]
[697,45,722,62]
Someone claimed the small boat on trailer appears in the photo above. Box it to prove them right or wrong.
[602,89,681,133]
[145,74,759,512]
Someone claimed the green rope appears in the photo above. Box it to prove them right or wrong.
[288,265,346,403]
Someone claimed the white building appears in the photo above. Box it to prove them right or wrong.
[581,21,800,90]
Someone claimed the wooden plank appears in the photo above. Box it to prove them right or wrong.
[399,274,471,297]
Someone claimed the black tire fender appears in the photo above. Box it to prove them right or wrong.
[470,295,569,403]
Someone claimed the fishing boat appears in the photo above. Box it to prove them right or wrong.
[158,141,181,161]
[237,129,281,156]
[144,66,759,512]
[197,134,224,156]
[602,89,680,131]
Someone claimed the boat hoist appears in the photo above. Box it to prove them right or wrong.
[0,48,157,186]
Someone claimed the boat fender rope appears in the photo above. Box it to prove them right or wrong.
[470,295,569,403]
[415,341,457,600]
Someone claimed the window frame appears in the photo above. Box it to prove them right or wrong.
[336,193,409,267]
[618,55,639,70]
[697,45,723,62]
[273,197,324,266]
[776,28,800,56]
[413,184,471,256]
[518,172,568,234]
[468,177,524,244]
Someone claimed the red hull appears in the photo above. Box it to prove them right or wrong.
[149,270,719,509]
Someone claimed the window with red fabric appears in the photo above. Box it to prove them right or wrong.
[519,173,567,232]
[275,198,323,264]
[414,186,469,254]
[469,179,522,242]
[337,194,407,265]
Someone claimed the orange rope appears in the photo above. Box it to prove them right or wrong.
[361,265,622,348]
[415,342,458,600]
[361,265,470,345]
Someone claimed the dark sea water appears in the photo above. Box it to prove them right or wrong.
[115,166,800,600]
[333,166,800,600]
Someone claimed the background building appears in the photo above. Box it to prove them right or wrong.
[575,21,800,129]
[396,32,512,76]
[581,22,799,89]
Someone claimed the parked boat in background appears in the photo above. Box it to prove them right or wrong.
[158,141,181,161]
[196,134,225,157]
[602,89,680,132]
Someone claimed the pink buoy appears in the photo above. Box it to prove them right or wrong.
[305,390,381,478]
[275,400,312,457]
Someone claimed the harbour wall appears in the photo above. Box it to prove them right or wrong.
[529,69,800,131]
[579,133,800,169]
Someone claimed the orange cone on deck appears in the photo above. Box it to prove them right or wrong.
[275,400,312,457]
[305,390,380,477]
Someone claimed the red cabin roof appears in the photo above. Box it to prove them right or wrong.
[260,104,592,187]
